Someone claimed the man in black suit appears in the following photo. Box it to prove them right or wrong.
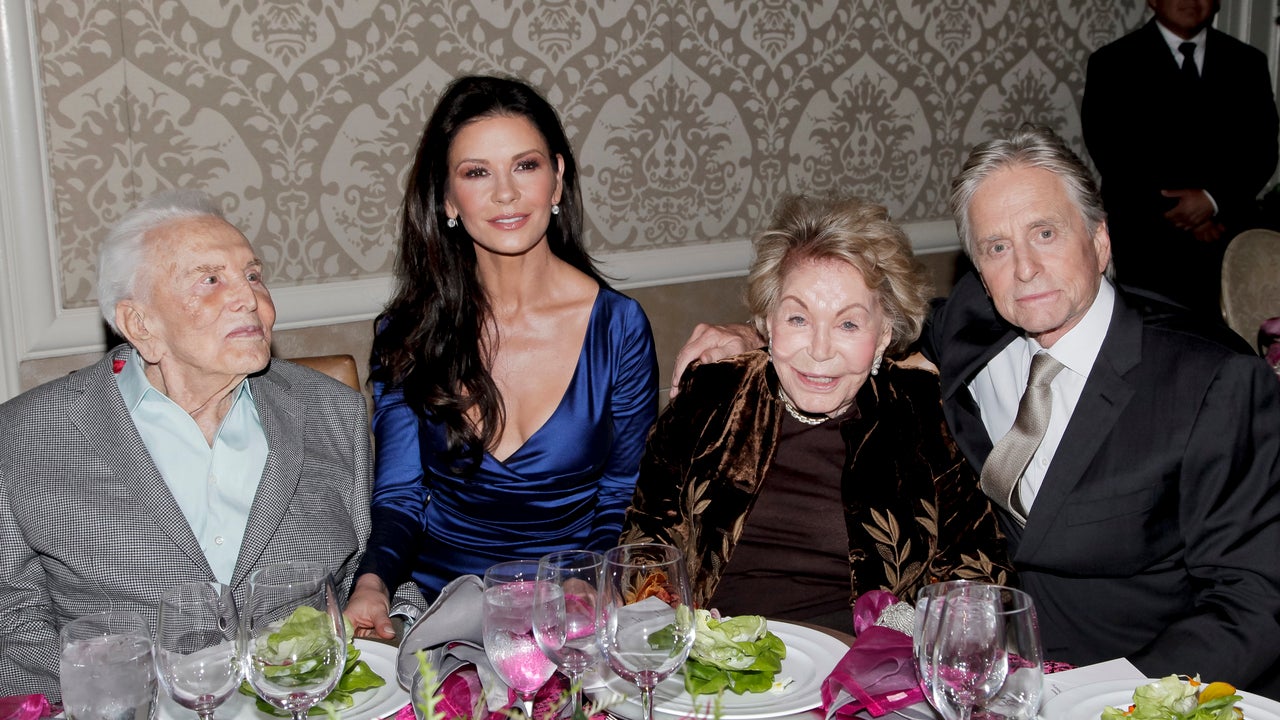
[929,125,1280,692]
[1082,0,1278,316]
[670,127,1280,693]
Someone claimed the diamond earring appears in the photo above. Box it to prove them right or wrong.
[446,217,458,228]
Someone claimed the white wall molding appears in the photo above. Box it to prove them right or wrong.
[1,0,63,398]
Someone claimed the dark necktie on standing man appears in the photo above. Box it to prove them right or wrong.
[1179,41,1199,81]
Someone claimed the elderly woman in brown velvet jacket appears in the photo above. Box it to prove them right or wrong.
[620,195,1010,634]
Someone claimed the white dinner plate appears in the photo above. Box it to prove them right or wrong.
[585,620,849,720]
[158,639,409,720]
[1040,678,1280,720]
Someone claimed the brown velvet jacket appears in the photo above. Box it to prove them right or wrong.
[621,350,1010,608]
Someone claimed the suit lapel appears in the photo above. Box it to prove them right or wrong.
[1016,294,1141,558]
[937,275,1020,471]
[231,366,304,589]
[68,348,214,577]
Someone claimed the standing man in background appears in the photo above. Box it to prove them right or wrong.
[1081,0,1278,316]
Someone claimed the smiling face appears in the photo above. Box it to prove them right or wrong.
[443,114,564,258]
[118,215,275,389]
[765,258,892,417]
[969,165,1110,348]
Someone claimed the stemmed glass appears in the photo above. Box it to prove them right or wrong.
[973,587,1043,720]
[241,561,346,720]
[597,543,695,720]
[155,582,241,720]
[533,550,603,718]
[913,580,975,705]
[929,584,1008,720]
[483,560,558,719]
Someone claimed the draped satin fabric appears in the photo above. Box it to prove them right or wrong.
[359,288,658,601]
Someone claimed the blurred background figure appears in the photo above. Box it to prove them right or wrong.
[621,194,1009,634]
[345,75,657,639]
[1082,0,1278,316]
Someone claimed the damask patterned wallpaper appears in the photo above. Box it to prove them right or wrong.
[34,0,1146,310]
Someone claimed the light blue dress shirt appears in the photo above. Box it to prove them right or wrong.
[115,349,267,583]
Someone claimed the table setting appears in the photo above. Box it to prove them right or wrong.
[10,552,1275,720]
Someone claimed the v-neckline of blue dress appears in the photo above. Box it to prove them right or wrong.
[485,288,602,468]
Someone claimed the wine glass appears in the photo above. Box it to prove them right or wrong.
[240,561,346,720]
[913,580,975,704]
[483,559,558,720]
[597,543,695,720]
[155,582,241,720]
[929,584,1008,720]
[533,550,603,718]
[59,610,158,720]
[974,587,1043,720]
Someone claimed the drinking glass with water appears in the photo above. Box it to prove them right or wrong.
[60,610,158,720]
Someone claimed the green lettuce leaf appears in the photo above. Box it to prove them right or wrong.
[652,609,787,697]
[239,610,386,716]
[1100,676,1243,720]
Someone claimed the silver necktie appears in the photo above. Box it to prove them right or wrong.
[980,352,1065,524]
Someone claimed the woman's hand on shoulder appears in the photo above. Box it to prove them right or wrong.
[344,573,396,640]
[670,322,763,398]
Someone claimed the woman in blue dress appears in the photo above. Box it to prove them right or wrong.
[345,75,658,638]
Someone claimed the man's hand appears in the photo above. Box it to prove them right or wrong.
[670,322,763,398]
[344,573,396,640]
[1161,188,1215,231]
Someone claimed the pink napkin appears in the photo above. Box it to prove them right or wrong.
[0,695,56,720]
[408,667,607,720]
[820,591,924,718]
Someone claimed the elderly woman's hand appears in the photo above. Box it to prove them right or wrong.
[671,323,763,397]
[344,573,397,640]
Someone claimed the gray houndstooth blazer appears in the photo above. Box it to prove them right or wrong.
[0,345,373,698]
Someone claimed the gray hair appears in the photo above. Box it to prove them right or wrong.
[97,189,227,332]
[949,124,1112,277]
[747,194,932,356]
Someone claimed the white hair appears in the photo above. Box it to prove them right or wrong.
[97,189,226,332]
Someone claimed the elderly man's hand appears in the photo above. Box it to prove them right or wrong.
[1161,188,1215,231]
[344,573,396,640]
[670,322,763,398]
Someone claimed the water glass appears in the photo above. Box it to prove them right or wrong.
[483,560,557,719]
[533,550,603,717]
[60,610,157,720]
[597,543,694,720]
[241,561,346,720]
[930,584,1007,720]
[155,582,241,720]
[914,580,976,703]
[973,587,1043,720]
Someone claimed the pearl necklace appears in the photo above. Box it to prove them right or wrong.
[777,387,830,426]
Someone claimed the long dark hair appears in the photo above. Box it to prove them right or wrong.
[373,74,605,472]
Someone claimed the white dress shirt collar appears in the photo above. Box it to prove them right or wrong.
[1155,20,1206,73]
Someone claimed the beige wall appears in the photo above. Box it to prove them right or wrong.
[15,1,1155,394]
[33,0,1143,308]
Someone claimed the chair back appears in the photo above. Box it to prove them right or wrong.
[286,354,360,391]
[1221,228,1280,348]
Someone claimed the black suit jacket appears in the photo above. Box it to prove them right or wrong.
[924,274,1280,693]
[1082,19,1279,310]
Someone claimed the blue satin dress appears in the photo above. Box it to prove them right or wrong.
[358,287,658,602]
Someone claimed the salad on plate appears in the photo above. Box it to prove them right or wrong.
[239,608,386,716]
[651,609,788,697]
[1100,675,1244,720]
